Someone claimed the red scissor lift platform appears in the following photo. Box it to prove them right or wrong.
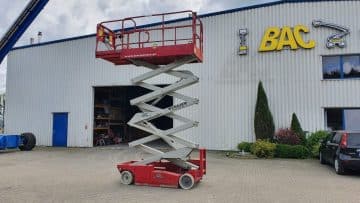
[96,11,203,65]
[96,11,205,189]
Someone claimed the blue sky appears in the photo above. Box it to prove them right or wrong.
[0,0,276,93]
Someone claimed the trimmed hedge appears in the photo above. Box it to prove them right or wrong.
[307,131,329,148]
[275,144,309,159]
[310,143,321,158]
[251,140,276,158]
[237,142,253,152]
[306,131,330,157]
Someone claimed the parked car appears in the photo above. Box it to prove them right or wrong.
[319,131,360,174]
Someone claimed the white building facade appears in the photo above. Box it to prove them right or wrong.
[5,0,360,150]
[0,93,4,131]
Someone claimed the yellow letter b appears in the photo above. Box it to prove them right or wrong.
[259,27,280,52]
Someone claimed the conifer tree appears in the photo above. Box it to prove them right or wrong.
[291,113,306,145]
[254,81,275,140]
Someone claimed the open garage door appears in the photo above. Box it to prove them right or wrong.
[93,86,172,147]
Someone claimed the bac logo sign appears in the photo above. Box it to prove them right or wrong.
[259,25,316,52]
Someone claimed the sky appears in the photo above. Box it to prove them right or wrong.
[0,0,276,94]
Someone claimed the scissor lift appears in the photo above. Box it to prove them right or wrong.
[96,11,205,189]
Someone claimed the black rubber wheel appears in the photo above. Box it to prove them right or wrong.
[179,173,195,190]
[334,157,346,175]
[120,171,134,185]
[19,132,36,151]
[319,152,326,165]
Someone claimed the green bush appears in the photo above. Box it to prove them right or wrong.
[290,113,306,145]
[251,140,276,158]
[254,81,275,140]
[275,144,309,159]
[237,142,253,152]
[307,131,329,147]
[311,143,321,158]
[307,131,329,157]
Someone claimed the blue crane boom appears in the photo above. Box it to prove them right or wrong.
[0,0,49,64]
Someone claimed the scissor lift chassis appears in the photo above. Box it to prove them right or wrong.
[117,149,206,189]
[96,11,205,189]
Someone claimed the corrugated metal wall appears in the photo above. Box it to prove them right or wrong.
[6,1,360,149]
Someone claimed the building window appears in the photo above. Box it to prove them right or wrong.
[325,108,360,131]
[344,109,360,130]
[323,56,341,79]
[343,55,360,78]
[325,108,343,130]
[322,55,360,79]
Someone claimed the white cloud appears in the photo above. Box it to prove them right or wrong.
[343,62,360,74]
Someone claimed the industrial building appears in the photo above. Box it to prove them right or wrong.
[0,93,4,132]
[5,0,360,150]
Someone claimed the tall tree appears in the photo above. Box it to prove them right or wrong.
[254,81,275,140]
[290,113,306,145]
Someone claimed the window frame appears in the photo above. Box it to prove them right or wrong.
[332,133,342,144]
[325,108,360,131]
[324,133,335,144]
[322,54,360,80]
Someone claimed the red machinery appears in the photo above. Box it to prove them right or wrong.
[118,149,206,189]
[96,11,205,189]
[96,10,203,65]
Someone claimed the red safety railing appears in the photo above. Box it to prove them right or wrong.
[96,10,203,54]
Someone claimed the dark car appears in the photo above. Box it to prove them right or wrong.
[319,131,360,174]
